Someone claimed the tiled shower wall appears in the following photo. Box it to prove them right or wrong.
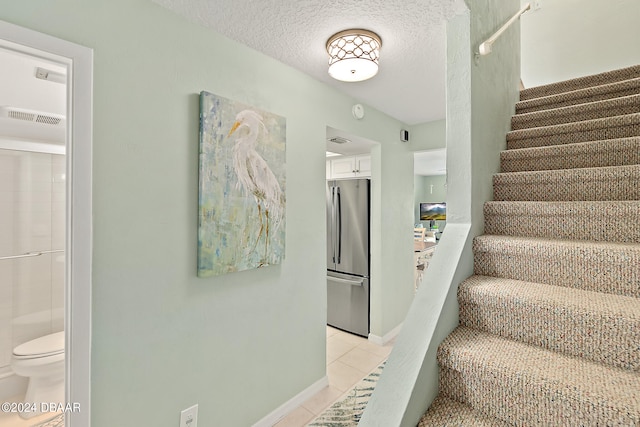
[0,149,64,372]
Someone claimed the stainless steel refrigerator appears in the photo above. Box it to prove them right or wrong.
[326,178,370,337]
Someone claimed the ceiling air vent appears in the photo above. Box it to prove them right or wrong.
[0,106,65,127]
[328,136,351,144]
[35,114,62,125]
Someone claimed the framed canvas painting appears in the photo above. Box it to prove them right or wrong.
[198,91,286,277]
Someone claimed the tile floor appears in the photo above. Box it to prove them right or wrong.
[274,326,395,427]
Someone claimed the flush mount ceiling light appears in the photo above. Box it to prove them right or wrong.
[326,29,382,82]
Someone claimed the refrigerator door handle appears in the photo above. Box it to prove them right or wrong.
[331,186,336,264]
[327,275,364,287]
[336,186,342,264]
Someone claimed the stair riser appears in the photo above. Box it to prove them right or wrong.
[484,202,640,243]
[436,327,640,426]
[439,366,638,426]
[419,396,511,427]
[500,138,640,172]
[517,87,640,114]
[458,281,640,370]
[512,96,640,130]
[473,245,640,298]
[520,65,640,101]
[493,166,640,202]
[506,121,640,150]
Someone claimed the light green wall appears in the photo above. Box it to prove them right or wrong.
[409,119,447,227]
[520,0,640,87]
[410,120,447,232]
[414,175,447,225]
[409,119,446,152]
[410,118,448,227]
[0,1,409,425]
[369,142,415,338]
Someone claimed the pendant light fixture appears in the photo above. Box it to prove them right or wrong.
[326,29,382,82]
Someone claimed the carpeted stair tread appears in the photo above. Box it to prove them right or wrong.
[420,65,640,425]
[458,275,640,370]
[483,201,640,242]
[437,326,640,426]
[500,136,640,172]
[473,235,640,298]
[493,164,640,201]
[511,94,640,130]
[418,396,510,427]
[506,112,640,150]
[520,65,640,101]
[516,77,640,114]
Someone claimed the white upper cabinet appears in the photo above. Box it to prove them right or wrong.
[327,154,371,179]
[355,155,371,177]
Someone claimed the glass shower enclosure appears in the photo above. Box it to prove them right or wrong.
[0,148,65,389]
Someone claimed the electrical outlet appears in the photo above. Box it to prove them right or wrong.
[180,404,198,427]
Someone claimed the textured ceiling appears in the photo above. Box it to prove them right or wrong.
[153,0,467,125]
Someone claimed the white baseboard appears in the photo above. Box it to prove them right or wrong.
[252,375,329,427]
[368,322,403,346]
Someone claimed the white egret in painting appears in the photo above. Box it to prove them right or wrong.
[228,110,285,262]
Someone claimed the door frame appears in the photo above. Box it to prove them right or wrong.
[0,20,93,427]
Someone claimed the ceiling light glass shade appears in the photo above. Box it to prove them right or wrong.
[326,29,382,82]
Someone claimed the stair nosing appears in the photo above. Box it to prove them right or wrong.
[507,112,640,142]
[495,161,638,175]
[520,65,640,101]
[459,275,640,370]
[484,199,640,208]
[419,396,510,427]
[517,77,640,110]
[501,136,640,159]
[474,233,640,246]
[438,326,640,409]
[512,94,640,129]
[460,275,640,322]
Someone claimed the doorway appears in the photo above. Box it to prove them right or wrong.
[0,20,92,427]
[413,148,447,292]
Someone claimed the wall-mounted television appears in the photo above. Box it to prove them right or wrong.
[419,202,446,220]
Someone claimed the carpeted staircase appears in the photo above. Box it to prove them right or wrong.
[418,65,640,426]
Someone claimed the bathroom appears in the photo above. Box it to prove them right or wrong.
[0,46,67,424]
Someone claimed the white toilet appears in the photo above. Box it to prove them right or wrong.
[11,331,65,419]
